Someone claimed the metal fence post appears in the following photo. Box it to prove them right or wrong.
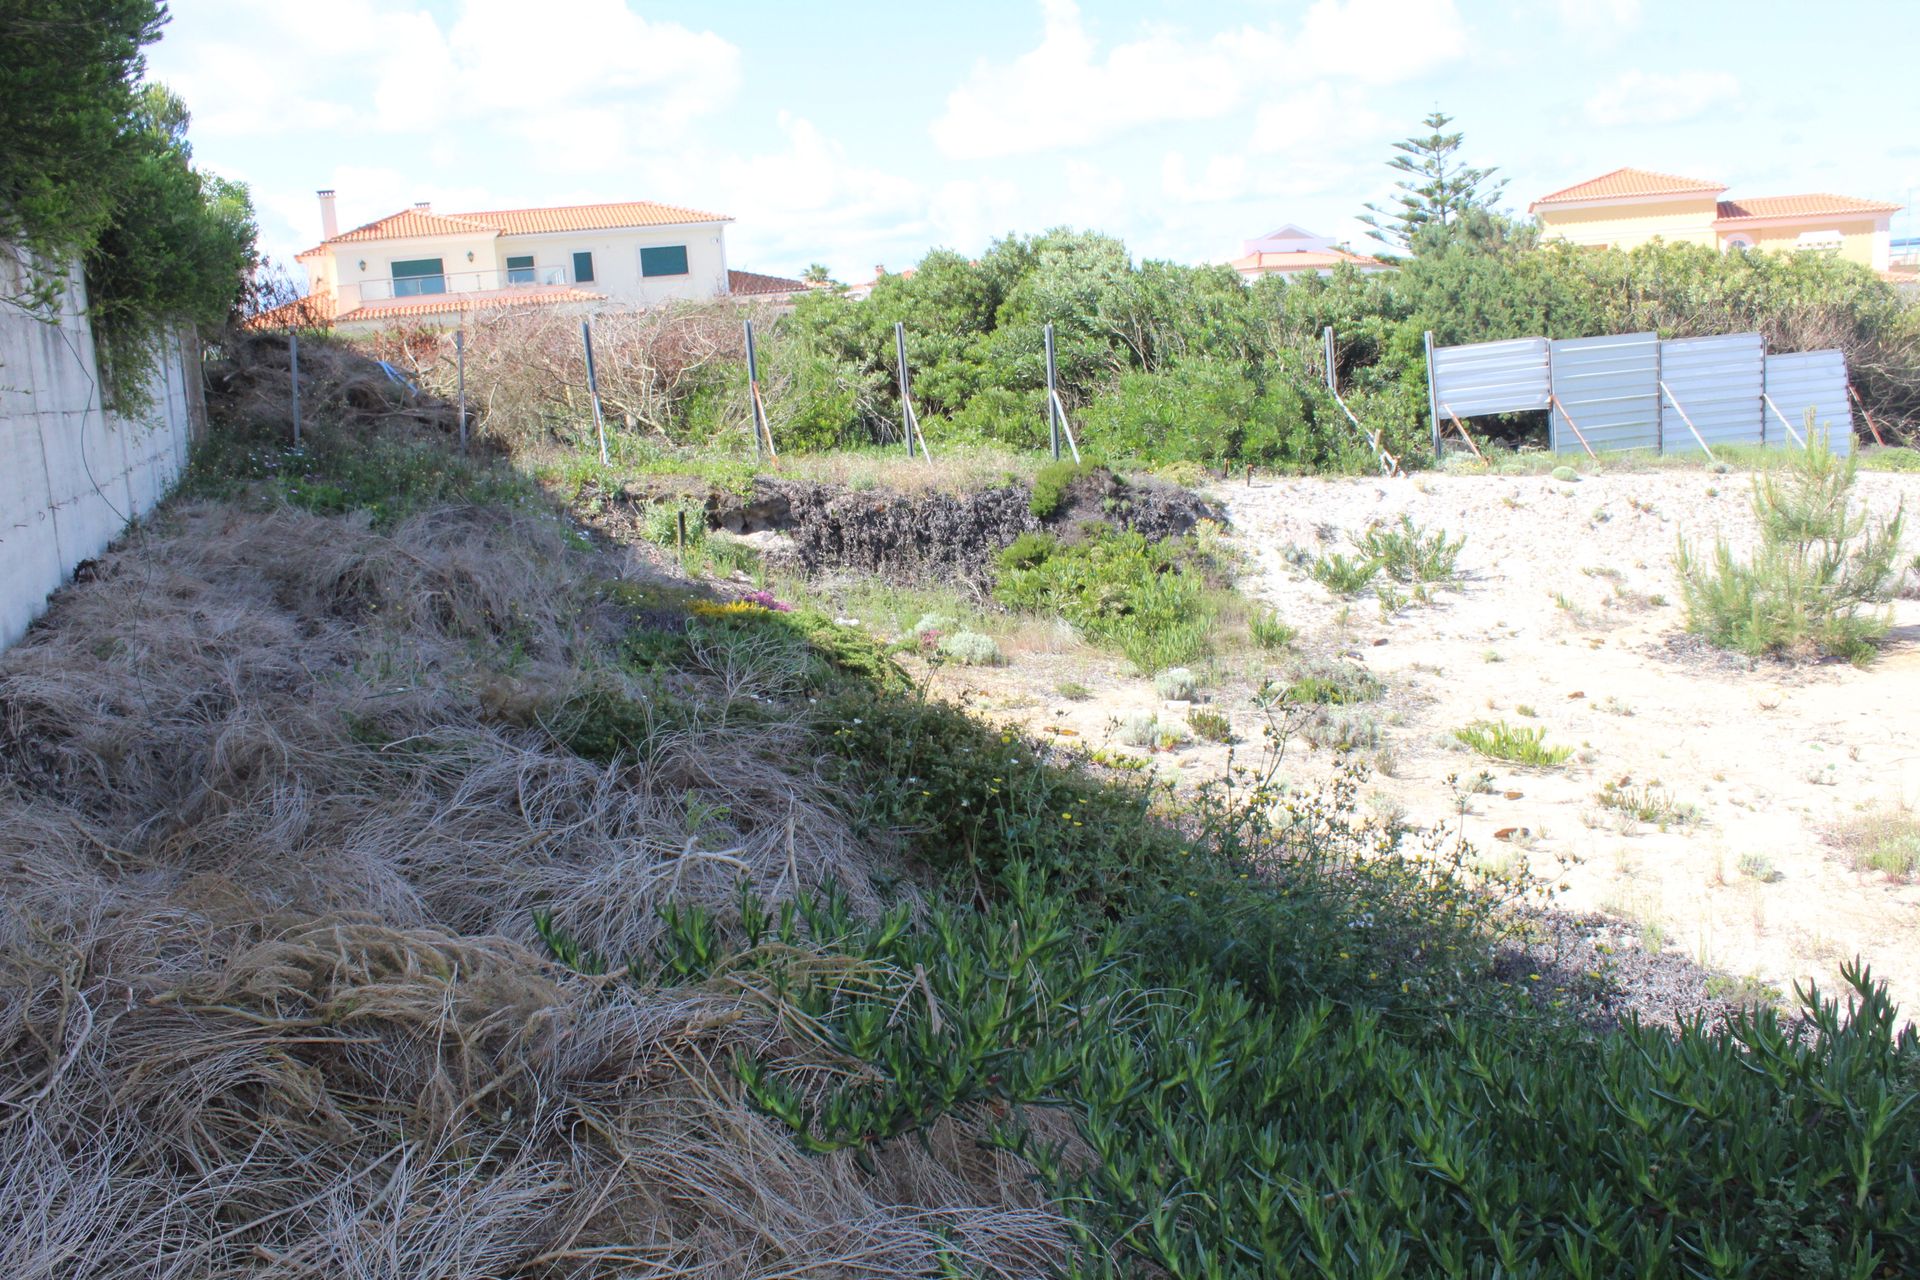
[1044,322,1061,460]
[289,332,301,444]
[454,329,467,452]
[1323,326,1336,392]
[581,319,608,465]
[743,318,763,462]
[894,321,916,458]
[1422,330,1440,465]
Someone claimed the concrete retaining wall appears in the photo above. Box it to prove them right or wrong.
[0,250,203,651]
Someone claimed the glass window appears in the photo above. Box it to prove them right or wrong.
[505,254,535,285]
[641,244,689,277]
[572,250,595,284]
[390,257,445,296]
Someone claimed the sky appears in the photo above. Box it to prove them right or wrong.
[146,0,1920,283]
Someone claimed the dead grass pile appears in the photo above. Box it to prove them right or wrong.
[0,496,1065,1276]
[206,330,464,446]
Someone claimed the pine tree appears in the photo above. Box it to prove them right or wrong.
[1358,111,1506,253]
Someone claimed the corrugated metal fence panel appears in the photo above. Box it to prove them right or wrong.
[1659,332,1764,452]
[1431,337,1551,417]
[1763,350,1853,454]
[1549,332,1659,454]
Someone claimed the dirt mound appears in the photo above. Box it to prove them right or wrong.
[708,469,1221,582]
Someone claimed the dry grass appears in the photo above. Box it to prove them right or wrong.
[0,496,1066,1276]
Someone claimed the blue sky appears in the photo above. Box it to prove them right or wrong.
[147,0,1919,281]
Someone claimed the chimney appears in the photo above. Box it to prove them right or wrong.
[317,189,338,240]
[413,200,432,213]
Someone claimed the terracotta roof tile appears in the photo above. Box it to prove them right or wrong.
[472,200,730,235]
[727,269,806,296]
[300,199,732,256]
[244,293,339,330]
[1229,248,1389,273]
[335,285,603,325]
[1531,167,1726,209]
[1715,194,1901,222]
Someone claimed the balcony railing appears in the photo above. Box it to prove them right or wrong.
[359,264,578,304]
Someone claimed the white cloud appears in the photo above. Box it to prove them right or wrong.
[1586,69,1739,126]
[1162,152,1249,204]
[930,0,1249,160]
[1556,0,1642,36]
[1291,0,1468,83]
[929,0,1466,160]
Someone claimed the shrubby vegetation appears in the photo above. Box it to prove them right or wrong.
[1677,434,1907,662]
[2,2,255,409]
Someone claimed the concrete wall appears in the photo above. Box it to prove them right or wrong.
[0,251,201,652]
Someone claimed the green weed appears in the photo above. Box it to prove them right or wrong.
[1455,719,1572,767]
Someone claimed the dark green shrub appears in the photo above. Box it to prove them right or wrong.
[994,528,1225,672]
[1029,459,1093,518]
[1677,435,1907,662]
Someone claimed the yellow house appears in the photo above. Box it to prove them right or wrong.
[1531,168,1900,272]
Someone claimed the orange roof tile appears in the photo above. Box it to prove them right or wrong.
[471,199,730,236]
[1715,193,1901,222]
[244,293,339,330]
[727,269,806,296]
[335,284,603,325]
[1229,248,1389,273]
[300,199,732,257]
[1530,167,1725,210]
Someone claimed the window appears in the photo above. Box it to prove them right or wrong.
[505,254,535,285]
[390,257,445,296]
[641,244,689,277]
[1723,235,1753,253]
[572,250,595,284]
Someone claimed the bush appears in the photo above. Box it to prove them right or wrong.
[936,629,1001,665]
[1553,465,1580,482]
[642,498,709,550]
[1249,609,1297,649]
[1152,666,1199,700]
[1355,513,1464,585]
[1187,707,1233,742]
[994,528,1226,672]
[1676,435,1906,662]
[1309,550,1379,595]
[1455,718,1572,766]
[1285,656,1382,705]
[1029,459,1092,518]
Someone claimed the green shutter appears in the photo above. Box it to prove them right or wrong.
[641,245,689,277]
[572,250,595,283]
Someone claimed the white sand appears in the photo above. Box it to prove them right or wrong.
[941,467,1920,1018]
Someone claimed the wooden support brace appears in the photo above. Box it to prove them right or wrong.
[1442,407,1485,462]
[1548,393,1600,462]
[1849,384,1886,447]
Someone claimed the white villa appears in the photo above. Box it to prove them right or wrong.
[1227,225,1392,281]
[268,190,802,331]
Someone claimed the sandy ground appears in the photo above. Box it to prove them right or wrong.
[930,469,1920,1019]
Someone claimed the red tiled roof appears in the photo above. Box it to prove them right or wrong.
[1229,248,1389,273]
[335,285,603,325]
[299,199,731,257]
[1715,193,1901,222]
[472,200,730,236]
[727,269,806,296]
[1531,167,1725,209]
[244,293,339,330]
[305,208,499,249]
